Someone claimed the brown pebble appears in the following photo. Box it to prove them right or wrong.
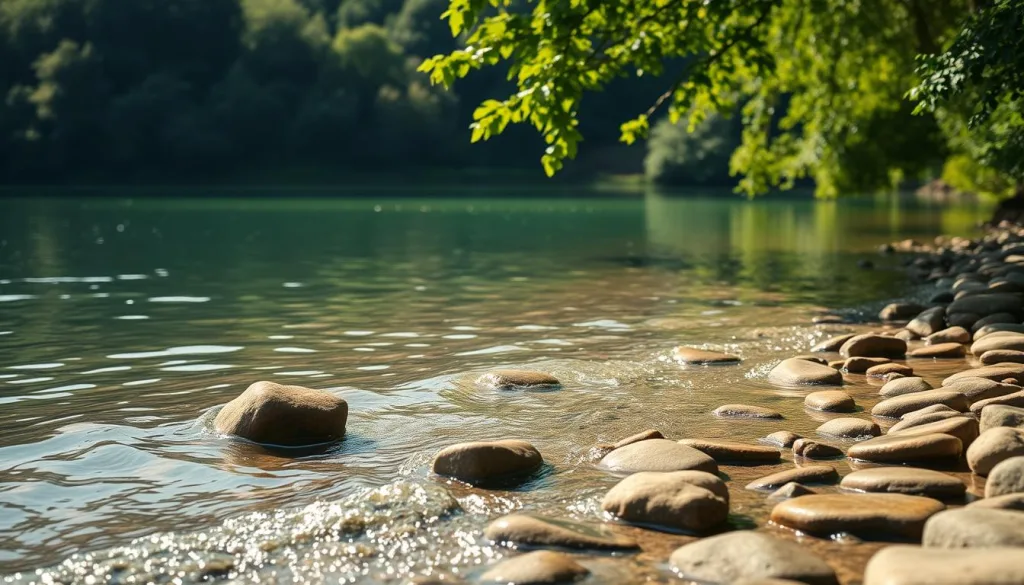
[762,431,802,448]
[793,439,844,460]
[713,404,783,419]
[612,429,665,449]
[746,466,840,490]
[842,356,891,373]
[908,343,967,359]
[866,363,914,377]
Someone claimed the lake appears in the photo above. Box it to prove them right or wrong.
[0,192,994,583]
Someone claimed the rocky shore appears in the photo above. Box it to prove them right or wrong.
[149,225,1024,583]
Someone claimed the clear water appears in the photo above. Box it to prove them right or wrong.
[0,192,994,583]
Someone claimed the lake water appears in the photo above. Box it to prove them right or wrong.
[0,193,994,583]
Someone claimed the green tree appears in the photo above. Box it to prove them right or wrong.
[645,113,738,186]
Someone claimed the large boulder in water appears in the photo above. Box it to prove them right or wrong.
[214,381,348,446]
[432,439,543,485]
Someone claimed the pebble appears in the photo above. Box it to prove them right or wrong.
[769,482,816,499]
[601,471,728,533]
[975,323,1024,340]
[840,334,907,358]
[971,312,1019,332]
[880,303,927,321]
[922,508,1024,548]
[816,418,880,439]
[768,358,844,386]
[676,439,781,463]
[947,292,1023,317]
[484,514,637,550]
[901,404,961,420]
[980,404,1024,432]
[863,546,1024,585]
[970,493,1024,511]
[803,390,856,412]
[672,347,741,364]
[713,404,784,419]
[926,326,971,345]
[887,415,980,449]
[879,376,933,398]
[840,467,965,498]
[793,439,844,459]
[846,433,963,463]
[791,354,829,365]
[971,333,1024,355]
[841,356,891,373]
[811,333,856,352]
[769,493,945,539]
[611,429,665,449]
[476,369,561,389]
[944,363,1024,385]
[214,381,348,446]
[599,439,718,474]
[945,377,1021,403]
[871,390,970,418]
[966,427,1024,476]
[432,440,543,485]
[669,532,838,585]
[906,307,946,337]
[985,456,1024,497]
[908,343,966,358]
[970,390,1024,414]
[763,431,802,448]
[980,349,1024,364]
[479,550,589,585]
[866,362,915,377]
[746,466,840,490]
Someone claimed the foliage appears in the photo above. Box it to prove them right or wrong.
[645,114,738,186]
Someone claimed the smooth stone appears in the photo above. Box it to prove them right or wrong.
[863,546,1024,585]
[477,369,561,389]
[769,482,816,499]
[926,326,971,345]
[981,404,1024,432]
[484,514,637,550]
[601,471,728,533]
[599,439,717,474]
[214,381,348,447]
[880,376,934,398]
[907,307,946,337]
[669,532,838,585]
[792,354,829,365]
[887,416,980,449]
[895,329,918,341]
[816,418,880,439]
[972,312,1019,332]
[966,427,1024,476]
[985,456,1024,497]
[713,404,783,419]
[612,429,665,449]
[880,303,927,321]
[840,334,907,358]
[901,404,960,420]
[746,466,840,490]
[769,493,945,539]
[433,440,543,484]
[811,333,856,353]
[981,349,1024,364]
[971,493,1024,510]
[793,439,844,459]
[971,333,1024,355]
[673,346,741,364]
[871,390,970,418]
[804,390,856,413]
[479,551,588,585]
[944,363,1024,385]
[847,433,963,463]
[763,431,802,448]
[867,363,915,377]
[970,390,1024,415]
[975,323,1024,340]
[842,356,891,373]
[840,467,965,498]
[908,343,966,359]
[677,439,781,463]
[944,377,1021,403]
[769,358,843,386]
[922,508,1024,548]
[890,409,966,430]
[948,312,982,328]
[947,293,1023,317]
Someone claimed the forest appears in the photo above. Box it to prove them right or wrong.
[0,0,728,185]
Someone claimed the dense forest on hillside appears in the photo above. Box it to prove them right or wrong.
[0,0,733,185]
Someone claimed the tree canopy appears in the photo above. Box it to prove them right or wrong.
[420,0,1023,197]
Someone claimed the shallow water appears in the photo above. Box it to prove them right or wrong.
[0,192,995,583]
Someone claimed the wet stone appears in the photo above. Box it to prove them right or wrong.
[672,346,741,365]
[895,329,918,341]
[866,362,915,377]
[484,514,637,550]
[966,427,1024,476]
[880,303,927,322]
[980,349,1024,364]
[791,354,829,365]
[985,456,1024,498]
[980,404,1024,432]
[971,493,1024,511]
[908,343,966,359]
[816,418,880,439]
[842,356,891,373]
[432,440,543,485]
[926,326,971,345]
[477,369,561,390]
[944,363,1024,385]
[880,376,934,398]
[669,532,839,585]
[769,493,945,539]
[713,404,784,419]
[863,546,1024,585]
[804,390,856,413]
[871,389,970,418]
[676,439,781,463]
[769,482,817,499]
[840,467,966,499]
[763,430,802,448]
[847,433,963,464]
[768,358,843,386]
[612,429,664,449]
[888,415,980,449]
[922,508,1024,548]
[971,333,1024,355]
[811,333,856,353]
[479,550,589,585]
[214,381,349,447]
[599,439,718,474]
[601,470,728,533]
[746,466,840,490]
[840,334,907,358]
[907,307,946,337]
[793,439,844,460]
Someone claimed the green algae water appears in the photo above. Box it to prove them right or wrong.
[0,192,995,583]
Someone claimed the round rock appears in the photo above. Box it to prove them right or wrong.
[981,349,1024,364]
[926,326,971,345]
[713,404,783,419]
[793,439,844,459]
[887,415,979,449]
[601,470,728,533]
[769,482,817,499]
[975,323,1024,340]
[811,333,856,353]
[871,390,970,418]
[804,390,856,413]
[479,551,588,585]
[866,363,915,377]
[677,439,781,463]
[970,390,1024,415]
[477,370,561,389]
[746,466,840,490]
[947,292,1022,317]
[816,418,880,439]
[769,493,945,539]
[901,404,961,420]
[922,508,1024,548]
[214,381,348,447]
[944,377,1021,403]
[908,343,966,359]
[840,467,965,498]
[840,334,907,358]
[971,493,1024,511]
[880,376,933,398]
[842,356,891,373]
[847,433,963,463]
[673,346,741,364]
[863,546,1024,585]
[763,431,802,448]
[432,440,543,485]
[611,429,665,449]
[966,427,1024,476]
[769,358,843,386]
[484,514,637,550]
[906,307,946,337]
[669,532,838,585]
[980,404,1024,432]
[599,439,717,474]
[972,333,1024,355]
[944,363,1024,385]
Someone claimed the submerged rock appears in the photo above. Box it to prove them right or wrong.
[484,514,637,550]
[611,429,665,449]
[769,493,945,539]
[745,466,840,490]
[863,546,1024,585]
[840,467,965,499]
[922,508,1024,548]
[479,550,589,584]
[599,439,717,474]
[670,532,838,585]
[713,404,784,419]
[672,347,741,364]
[601,471,728,533]
[768,358,843,386]
[432,440,543,485]
[476,369,561,389]
[214,381,348,447]
[762,430,802,448]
